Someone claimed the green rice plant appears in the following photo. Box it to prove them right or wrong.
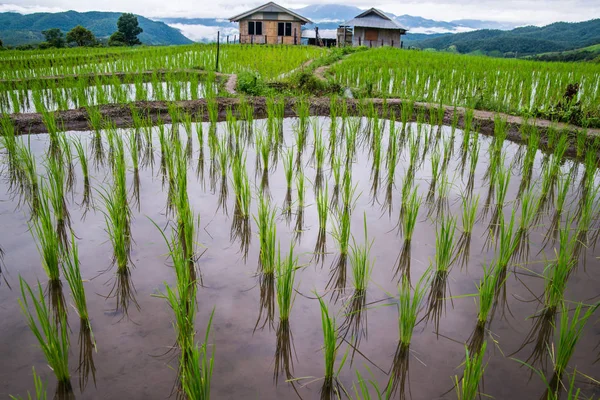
[314,183,329,265]
[465,131,480,195]
[573,179,599,261]
[128,130,141,209]
[72,138,92,212]
[314,119,326,191]
[57,133,76,194]
[181,310,215,400]
[518,127,540,196]
[387,270,430,398]
[426,214,457,334]
[493,210,519,315]
[575,129,587,159]
[256,129,271,192]
[544,173,570,245]
[456,194,480,269]
[0,114,22,188]
[61,234,96,390]
[15,138,40,216]
[318,295,348,400]
[274,244,298,383]
[516,221,577,368]
[395,187,421,280]
[330,152,342,208]
[253,192,277,329]
[329,199,352,297]
[453,341,487,400]
[513,187,542,261]
[282,147,294,224]
[46,151,72,249]
[342,214,374,356]
[295,168,306,240]
[426,147,441,206]
[432,171,452,219]
[231,153,251,260]
[18,278,72,397]
[486,157,511,244]
[9,367,47,400]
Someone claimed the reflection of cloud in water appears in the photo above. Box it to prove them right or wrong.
[168,23,239,42]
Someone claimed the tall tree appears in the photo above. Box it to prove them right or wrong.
[42,28,65,48]
[66,25,96,47]
[115,13,143,46]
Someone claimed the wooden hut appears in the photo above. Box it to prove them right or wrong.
[343,8,407,48]
[229,2,312,45]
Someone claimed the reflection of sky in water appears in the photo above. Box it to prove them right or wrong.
[0,118,598,399]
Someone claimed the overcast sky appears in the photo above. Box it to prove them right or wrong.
[1,0,598,25]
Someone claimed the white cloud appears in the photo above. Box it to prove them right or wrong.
[168,23,238,42]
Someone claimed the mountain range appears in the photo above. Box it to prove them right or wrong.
[0,10,193,46]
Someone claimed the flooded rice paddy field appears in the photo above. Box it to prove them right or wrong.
[0,117,599,399]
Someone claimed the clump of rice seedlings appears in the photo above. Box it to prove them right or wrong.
[573,170,599,262]
[195,118,205,181]
[456,195,480,269]
[318,296,348,400]
[485,158,510,247]
[72,139,92,213]
[231,153,251,260]
[18,278,72,398]
[274,244,298,384]
[341,214,374,358]
[426,214,457,335]
[460,108,474,153]
[387,271,430,399]
[29,187,66,320]
[9,367,47,400]
[465,131,480,196]
[313,119,326,192]
[369,119,383,202]
[328,199,352,298]
[128,130,141,210]
[395,187,421,281]
[56,133,76,194]
[256,129,271,193]
[253,192,277,330]
[216,134,229,213]
[99,173,137,315]
[424,144,440,203]
[293,99,309,168]
[345,117,360,165]
[515,222,577,368]
[46,153,72,249]
[518,127,540,197]
[453,342,487,400]
[400,100,414,135]
[282,147,294,225]
[182,112,194,161]
[467,263,503,356]
[492,211,519,316]
[432,171,452,220]
[543,173,570,247]
[383,118,399,216]
[294,168,306,241]
[61,235,96,390]
[314,184,329,266]
[41,110,61,157]
[15,139,40,217]
[330,152,342,208]
[0,114,21,186]
[513,187,542,262]
[575,129,587,159]
[181,311,215,400]
[535,302,598,400]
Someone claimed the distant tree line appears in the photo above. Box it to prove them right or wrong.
[0,13,143,50]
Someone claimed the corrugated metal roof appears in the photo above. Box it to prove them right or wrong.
[229,2,312,24]
[344,8,407,31]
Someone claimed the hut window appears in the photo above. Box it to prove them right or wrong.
[248,21,262,35]
[365,29,378,41]
[278,22,292,36]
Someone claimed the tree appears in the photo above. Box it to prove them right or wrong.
[108,31,127,47]
[41,28,65,48]
[115,13,143,46]
[66,25,96,47]
[0,39,4,50]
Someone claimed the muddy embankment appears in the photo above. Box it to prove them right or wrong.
[8,97,600,159]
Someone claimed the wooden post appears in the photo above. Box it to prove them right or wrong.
[369,40,372,48]
[264,35,267,44]
[227,35,229,44]
[392,39,394,47]
[294,28,297,45]
[251,35,254,45]
[358,37,361,46]
[216,31,220,72]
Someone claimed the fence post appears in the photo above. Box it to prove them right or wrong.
[251,35,254,45]
[227,35,229,44]
[294,28,297,45]
[264,35,267,44]
[358,37,361,46]
[216,31,220,72]
[369,40,372,48]
[392,40,394,47]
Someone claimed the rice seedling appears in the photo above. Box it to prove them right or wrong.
[253,191,277,330]
[46,152,72,249]
[426,147,441,206]
[518,127,540,197]
[128,130,141,210]
[330,152,342,208]
[318,295,348,400]
[18,278,72,398]
[387,270,430,399]
[57,133,76,194]
[453,341,487,400]
[513,187,542,262]
[1,114,26,194]
[492,210,519,316]
[274,244,298,384]
[329,199,352,298]
[395,187,421,281]
[61,234,96,391]
[282,146,294,225]
[256,129,271,193]
[432,171,452,220]
[426,214,457,335]
[369,119,382,202]
[72,138,92,213]
[515,222,577,368]
[465,131,480,196]
[543,173,570,247]
[295,168,306,241]
[313,119,326,192]
[231,152,251,260]
[383,118,399,216]
[9,367,47,400]
[180,311,215,400]
[15,138,40,217]
[456,194,480,269]
[488,156,511,243]
[29,185,66,320]
[341,214,374,359]
[314,184,329,266]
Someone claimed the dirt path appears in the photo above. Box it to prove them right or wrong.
[8,97,598,158]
